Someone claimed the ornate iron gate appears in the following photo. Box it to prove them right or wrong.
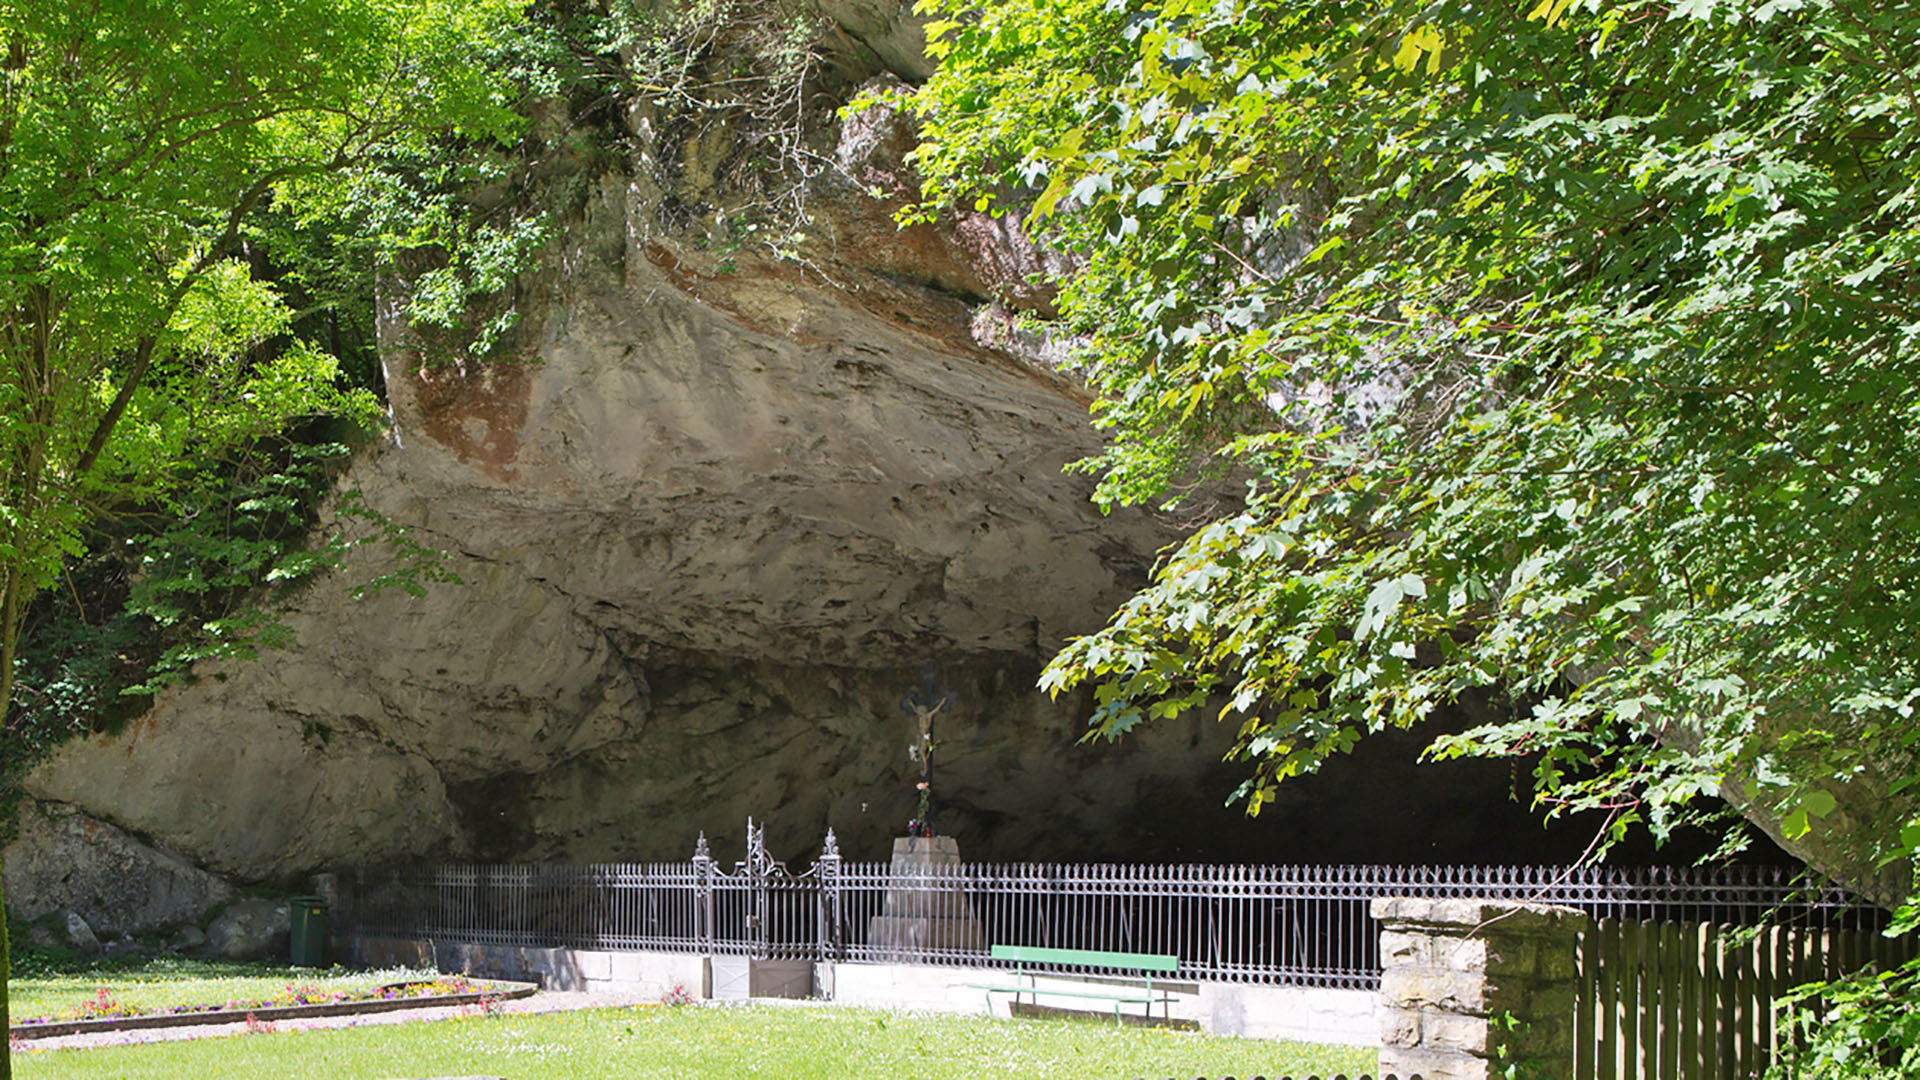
[694,819,831,962]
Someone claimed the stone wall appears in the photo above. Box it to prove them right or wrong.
[1374,897,1587,1080]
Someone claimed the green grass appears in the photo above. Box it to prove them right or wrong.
[13,1002,1380,1079]
[11,957,438,1023]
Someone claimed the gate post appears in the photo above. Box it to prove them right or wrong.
[692,832,714,956]
[743,817,769,958]
[817,828,843,963]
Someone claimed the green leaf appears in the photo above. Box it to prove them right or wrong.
[1803,789,1838,819]
[1783,807,1811,840]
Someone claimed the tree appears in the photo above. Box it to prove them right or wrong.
[903,0,1919,1068]
[0,0,525,1070]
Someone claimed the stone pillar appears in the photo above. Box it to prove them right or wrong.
[867,835,984,955]
[1372,897,1588,1080]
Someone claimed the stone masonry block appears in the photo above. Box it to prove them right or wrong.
[1440,934,1492,973]
[1374,897,1590,936]
[1537,943,1581,980]
[1484,937,1537,974]
[1382,965,1486,1013]
[1510,1016,1575,1053]
[1380,928,1432,966]
[1420,1007,1493,1054]
[1522,983,1577,1025]
[1373,896,1492,928]
[1380,965,1442,1008]
[1380,1045,1493,1080]
[1485,907,1580,937]
[1380,1006,1422,1047]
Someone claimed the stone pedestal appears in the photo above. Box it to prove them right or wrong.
[888,835,960,862]
[868,836,984,955]
[1373,897,1588,1080]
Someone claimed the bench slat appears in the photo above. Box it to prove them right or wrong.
[988,944,1179,972]
[966,985,1173,1004]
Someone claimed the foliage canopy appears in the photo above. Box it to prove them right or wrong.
[0,0,531,1070]
[907,0,1919,906]
[0,0,526,660]
[906,0,1919,1069]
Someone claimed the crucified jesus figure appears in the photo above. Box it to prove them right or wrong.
[903,667,956,837]
[912,697,943,792]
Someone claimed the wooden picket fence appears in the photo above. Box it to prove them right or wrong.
[1572,919,1919,1080]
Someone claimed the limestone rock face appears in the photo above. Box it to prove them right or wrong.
[17,91,1202,886]
[5,802,237,934]
[9,18,1607,903]
[64,912,100,953]
[814,0,936,81]
[207,899,292,961]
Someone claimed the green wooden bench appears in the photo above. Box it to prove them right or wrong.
[967,944,1180,1023]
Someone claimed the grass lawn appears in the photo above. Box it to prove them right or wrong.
[13,1002,1380,1079]
[11,956,438,1023]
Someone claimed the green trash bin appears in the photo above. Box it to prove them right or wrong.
[289,895,330,967]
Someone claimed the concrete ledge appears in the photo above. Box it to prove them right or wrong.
[346,936,1380,1047]
[828,959,1377,1046]
[354,936,708,998]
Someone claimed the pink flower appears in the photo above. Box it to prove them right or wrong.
[916,782,929,790]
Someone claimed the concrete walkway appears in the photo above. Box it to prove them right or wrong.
[15,986,662,1052]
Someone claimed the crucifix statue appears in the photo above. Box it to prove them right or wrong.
[902,663,956,837]
[871,666,984,958]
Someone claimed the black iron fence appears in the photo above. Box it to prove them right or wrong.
[342,824,1894,991]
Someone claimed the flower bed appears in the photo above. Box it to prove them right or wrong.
[11,976,537,1040]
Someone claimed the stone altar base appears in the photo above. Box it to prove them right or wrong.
[868,836,986,957]
[867,915,985,953]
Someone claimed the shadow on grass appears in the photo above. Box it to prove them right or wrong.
[11,948,306,982]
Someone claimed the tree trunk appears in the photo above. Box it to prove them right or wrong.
[0,860,11,1080]
[0,568,19,1080]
